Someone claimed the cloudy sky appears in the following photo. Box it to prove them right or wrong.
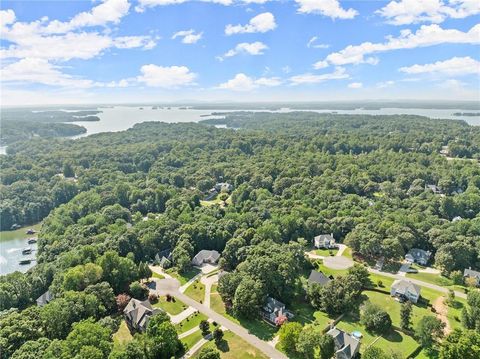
[1,0,479,105]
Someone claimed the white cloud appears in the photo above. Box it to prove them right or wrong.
[377,0,480,25]
[218,41,268,60]
[136,0,236,11]
[289,67,349,84]
[0,9,16,26]
[114,36,157,49]
[225,12,276,35]
[45,0,130,33]
[315,23,480,68]
[399,56,480,76]
[377,80,395,88]
[307,36,330,49]
[1,58,95,88]
[0,7,157,61]
[172,29,203,44]
[217,73,281,91]
[137,64,197,88]
[348,82,363,88]
[295,0,358,19]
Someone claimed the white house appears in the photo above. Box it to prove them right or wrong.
[314,233,336,249]
[390,279,421,303]
[405,248,431,266]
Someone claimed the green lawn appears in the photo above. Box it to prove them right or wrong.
[166,267,200,285]
[288,298,334,330]
[193,331,268,359]
[446,297,466,330]
[210,289,277,341]
[181,329,205,350]
[343,247,353,259]
[185,279,206,303]
[112,320,133,348]
[175,311,209,334]
[406,272,453,287]
[314,248,338,256]
[151,271,164,280]
[363,290,432,328]
[335,312,419,357]
[152,295,187,315]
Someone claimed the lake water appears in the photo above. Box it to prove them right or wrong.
[0,223,41,275]
[69,106,480,138]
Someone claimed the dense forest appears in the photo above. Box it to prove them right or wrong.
[0,109,100,145]
[0,112,479,358]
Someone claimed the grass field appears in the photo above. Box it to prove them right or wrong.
[314,248,338,256]
[166,267,200,285]
[151,271,164,280]
[193,331,268,359]
[210,288,277,341]
[176,311,209,334]
[185,279,206,303]
[335,312,419,357]
[406,271,453,287]
[112,320,133,348]
[181,329,205,350]
[363,290,433,328]
[153,295,187,315]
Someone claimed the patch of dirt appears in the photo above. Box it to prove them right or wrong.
[433,296,452,335]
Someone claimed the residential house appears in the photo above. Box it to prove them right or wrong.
[36,290,53,307]
[452,216,463,222]
[327,327,360,359]
[307,270,332,287]
[155,248,172,269]
[390,279,421,303]
[426,184,443,195]
[463,268,480,286]
[405,248,432,266]
[191,249,220,266]
[214,182,233,193]
[314,233,337,249]
[124,298,162,332]
[260,297,294,325]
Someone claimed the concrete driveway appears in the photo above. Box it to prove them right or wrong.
[150,277,287,359]
[323,255,354,270]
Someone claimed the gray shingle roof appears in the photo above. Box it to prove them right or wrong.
[308,270,331,286]
[464,268,480,279]
[192,249,220,265]
[391,279,421,296]
[327,327,360,359]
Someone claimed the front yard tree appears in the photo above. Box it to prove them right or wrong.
[361,302,392,334]
[199,320,210,336]
[440,329,480,359]
[279,322,302,354]
[197,347,221,359]
[347,264,371,289]
[363,346,389,359]
[415,316,445,349]
[232,277,265,317]
[212,328,223,343]
[296,327,320,359]
[461,289,480,330]
[318,334,335,359]
[400,301,412,330]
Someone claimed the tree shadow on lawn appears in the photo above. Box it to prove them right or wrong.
[215,339,230,353]
[382,329,403,343]
[225,308,277,341]
[451,300,464,310]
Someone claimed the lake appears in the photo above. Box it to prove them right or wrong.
[0,223,41,275]
[70,106,480,138]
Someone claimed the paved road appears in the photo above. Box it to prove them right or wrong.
[368,268,467,299]
[151,278,287,359]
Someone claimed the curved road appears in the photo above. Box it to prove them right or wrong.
[151,278,287,359]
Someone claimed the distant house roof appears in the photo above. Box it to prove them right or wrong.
[452,216,463,222]
[263,297,286,314]
[308,270,331,287]
[464,268,480,279]
[426,184,442,193]
[406,248,431,262]
[124,298,160,331]
[36,290,53,307]
[391,279,421,297]
[192,250,220,265]
[327,327,360,359]
[315,234,335,243]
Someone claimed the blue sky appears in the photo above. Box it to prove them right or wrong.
[1,0,479,105]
